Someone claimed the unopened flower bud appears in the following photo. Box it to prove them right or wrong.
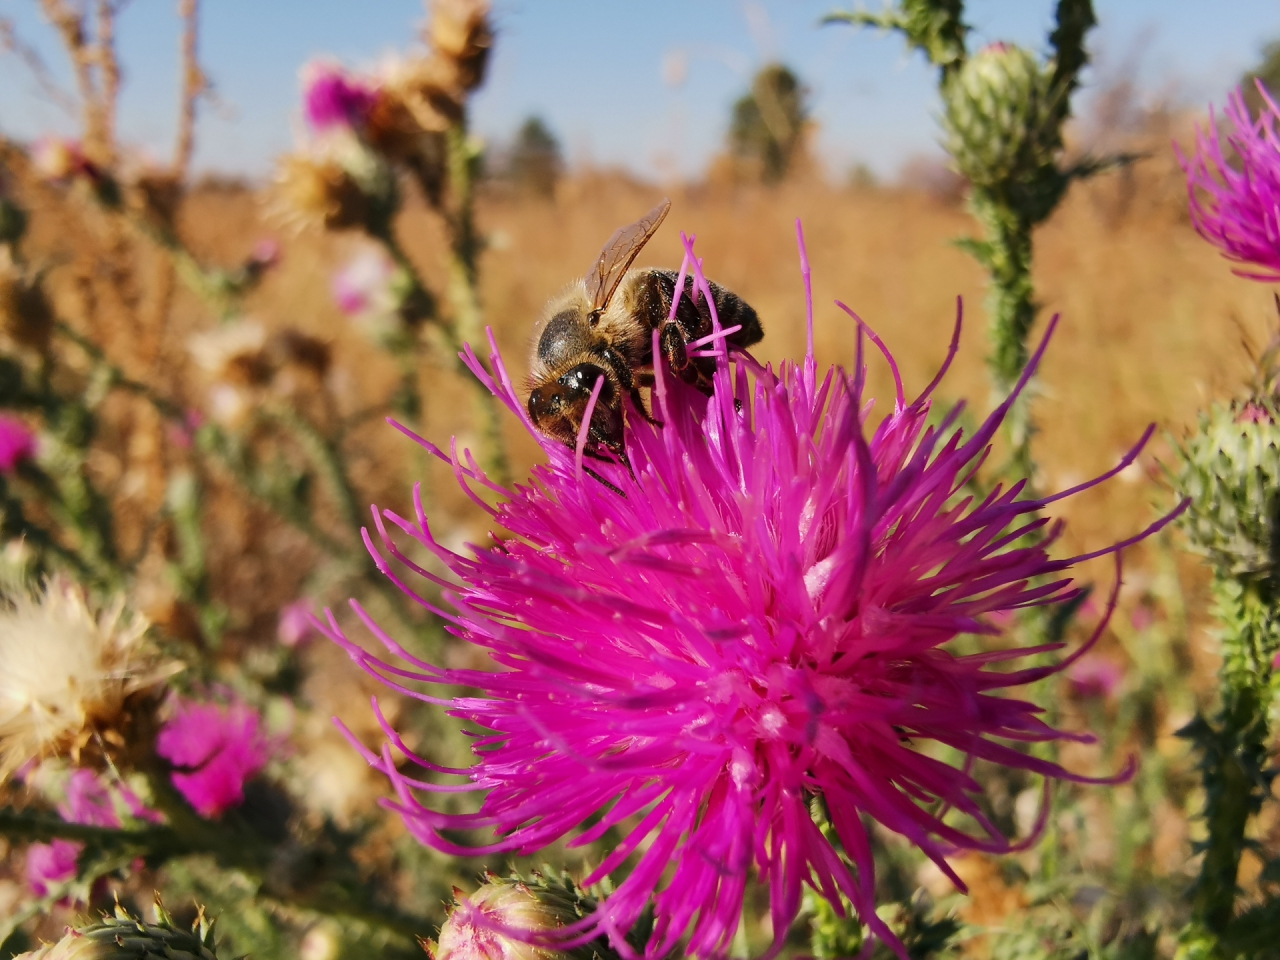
[942,42,1059,188]
[432,873,616,960]
[13,902,220,960]
[1175,397,1280,580]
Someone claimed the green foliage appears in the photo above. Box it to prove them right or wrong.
[505,116,563,198]
[823,0,969,84]
[727,64,808,183]
[1243,39,1280,116]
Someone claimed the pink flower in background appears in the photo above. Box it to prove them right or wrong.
[1179,83,1280,280]
[1065,654,1125,700]
[0,415,36,472]
[26,769,122,897]
[59,768,119,826]
[29,136,92,182]
[325,229,1179,960]
[301,60,379,134]
[1130,605,1155,632]
[166,409,205,450]
[155,697,274,818]
[277,598,316,647]
[26,839,80,897]
[249,237,281,269]
[331,248,398,319]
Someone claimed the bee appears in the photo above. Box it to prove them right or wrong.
[527,198,763,459]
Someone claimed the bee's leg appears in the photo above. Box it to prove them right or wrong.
[598,345,661,426]
[659,322,715,395]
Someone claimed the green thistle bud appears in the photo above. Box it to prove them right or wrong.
[1173,398,1280,584]
[14,902,220,960]
[941,42,1060,189]
[431,872,621,960]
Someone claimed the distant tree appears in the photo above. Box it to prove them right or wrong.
[727,64,808,183]
[507,115,563,198]
[1243,40,1280,115]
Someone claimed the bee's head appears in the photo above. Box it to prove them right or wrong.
[527,362,624,454]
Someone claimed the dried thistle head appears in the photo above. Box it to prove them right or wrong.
[270,327,331,379]
[0,576,177,781]
[275,152,371,231]
[426,0,493,94]
[187,318,273,386]
[126,169,183,228]
[0,248,54,352]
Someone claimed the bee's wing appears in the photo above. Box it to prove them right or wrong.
[584,198,671,311]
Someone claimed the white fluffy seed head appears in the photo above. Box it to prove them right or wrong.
[0,576,170,780]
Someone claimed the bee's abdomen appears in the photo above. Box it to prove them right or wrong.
[643,269,763,351]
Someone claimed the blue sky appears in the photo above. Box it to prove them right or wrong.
[0,0,1276,182]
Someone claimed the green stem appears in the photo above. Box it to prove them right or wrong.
[966,188,1038,483]
[443,124,509,486]
[1176,577,1278,959]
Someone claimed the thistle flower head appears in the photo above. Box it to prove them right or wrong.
[0,577,163,780]
[0,414,36,472]
[301,59,380,134]
[1179,82,1280,280]
[155,695,276,818]
[12,901,220,960]
[274,143,396,233]
[326,229,1175,959]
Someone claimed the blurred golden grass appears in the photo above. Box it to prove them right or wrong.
[250,149,1274,567]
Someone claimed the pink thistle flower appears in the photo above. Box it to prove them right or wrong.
[301,60,379,134]
[26,838,80,897]
[323,227,1181,960]
[278,598,317,648]
[1064,654,1124,700]
[26,769,122,897]
[331,247,398,319]
[155,696,275,818]
[1178,82,1280,280]
[0,415,36,472]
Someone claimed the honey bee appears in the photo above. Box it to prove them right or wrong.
[527,198,763,459]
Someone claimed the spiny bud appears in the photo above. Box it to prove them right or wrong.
[941,42,1060,189]
[1173,396,1280,582]
[13,901,220,960]
[431,872,620,960]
